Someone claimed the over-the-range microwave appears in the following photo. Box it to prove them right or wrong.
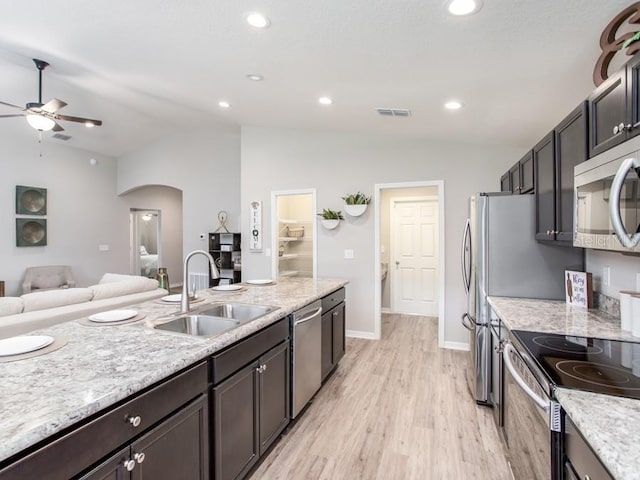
[574,136,640,253]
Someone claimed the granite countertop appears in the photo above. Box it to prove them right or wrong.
[487,296,640,480]
[0,277,347,464]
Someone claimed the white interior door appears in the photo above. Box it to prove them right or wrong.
[391,198,439,315]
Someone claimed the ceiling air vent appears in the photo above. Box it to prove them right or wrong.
[52,133,72,141]
[376,108,411,117]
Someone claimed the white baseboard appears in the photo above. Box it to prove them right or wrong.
[441,341,469,351]
[346,329,378,340]
[381,307,391,313]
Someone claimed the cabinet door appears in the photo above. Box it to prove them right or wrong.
[500,172,511,193]
[213,362,259,480]
[77,447,129,480]
[321,311,334,381]
[258,341,290,455]
[555,103,587,242]
[519,151,534,194]
[627,53,640,140]
[132,395,209,480]
[332,304,345,365]
[534,132,556,241]
[588,69,627,157]
[509,162,521,194]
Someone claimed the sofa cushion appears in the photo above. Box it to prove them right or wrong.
[90,279,158,300]
[99,273,158,286]
[0,298,24,317]
[21,288,94,313]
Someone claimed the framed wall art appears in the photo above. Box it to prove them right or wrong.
[16,185,47,215]
[16,218,47,247]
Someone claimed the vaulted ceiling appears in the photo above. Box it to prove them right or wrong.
[0,0,634,156]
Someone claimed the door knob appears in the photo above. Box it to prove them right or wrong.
[124,459,135,472]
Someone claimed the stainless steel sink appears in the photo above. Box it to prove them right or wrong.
[197,303,278,322]
[153,303,279,337]
[154,315,241,336]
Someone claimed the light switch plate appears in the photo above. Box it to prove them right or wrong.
[344,249,354,259]
[98,244,109,252]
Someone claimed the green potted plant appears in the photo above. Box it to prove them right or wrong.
[342,191,371,217]
[318,208,344,229]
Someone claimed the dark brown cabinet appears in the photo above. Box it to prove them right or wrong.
[588,53,640,158]
[0,362,209,480]
[501,152,534,195]
[80,395,209,480]
[211,319,290,480]
[535,103,588,243]
[321,288,346,382]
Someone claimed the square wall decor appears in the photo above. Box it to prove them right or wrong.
[16,185,47,215]
[16,218,47,247]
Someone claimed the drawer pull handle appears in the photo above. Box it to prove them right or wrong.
[134,452,146,464]
[128,415,142,427]
[124,459,136,472]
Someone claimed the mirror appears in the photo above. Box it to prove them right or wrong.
[130,209,161,278]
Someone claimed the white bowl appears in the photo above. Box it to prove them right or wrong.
[344,204,368,217]
[321,219,340,230]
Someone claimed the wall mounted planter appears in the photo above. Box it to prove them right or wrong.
[344,204,368,217]
[321,219,340,230]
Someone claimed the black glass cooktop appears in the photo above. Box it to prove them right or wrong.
[512,330,640,400]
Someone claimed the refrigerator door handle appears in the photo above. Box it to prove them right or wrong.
[461,313,475,331]
[461,218,471,294]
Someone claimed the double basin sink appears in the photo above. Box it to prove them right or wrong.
[154,303,279,337]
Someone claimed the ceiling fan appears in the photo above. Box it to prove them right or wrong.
[0,58,102,132]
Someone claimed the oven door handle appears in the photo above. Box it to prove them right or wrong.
[503,343,549,412]
[610,157,640,248]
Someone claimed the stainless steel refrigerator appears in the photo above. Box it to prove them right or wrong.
[460,193,583,405]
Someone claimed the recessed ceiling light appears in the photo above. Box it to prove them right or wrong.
[444,100,463,110]
[246,74,264,81]
[318,97,333,105]
[245,12,270,29]
[447,0,483,16]
[218,101,231,108]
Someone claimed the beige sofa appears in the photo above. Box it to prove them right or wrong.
[0,273,167,339]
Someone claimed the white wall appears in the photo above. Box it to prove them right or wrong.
[586,249,640,297]
[121,185,183,285]
[241,126,523,345]
[0,130,128,296]
[117,127,241,277]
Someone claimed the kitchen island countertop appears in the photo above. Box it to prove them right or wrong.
[0,277,347,465]
[488,296,640,480]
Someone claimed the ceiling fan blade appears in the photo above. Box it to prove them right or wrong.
[41,98,67,113]
[56,114,102,126]
[52,122,64,132]
[0,114,25,118]
[0,100,24,110]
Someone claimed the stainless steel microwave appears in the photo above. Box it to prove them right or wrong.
[574,136,640,253]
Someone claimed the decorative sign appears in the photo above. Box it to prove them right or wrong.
[565,270,594,309]
[594,2,640,86]
[249,201,262,252]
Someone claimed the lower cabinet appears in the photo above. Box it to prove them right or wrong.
[79,394,209,480]
[211,319,290,480]
[321,289,346,382]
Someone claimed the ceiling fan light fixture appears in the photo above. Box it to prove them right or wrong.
[26,114,55,131]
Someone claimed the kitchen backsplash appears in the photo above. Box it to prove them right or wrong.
[594,291,620,318]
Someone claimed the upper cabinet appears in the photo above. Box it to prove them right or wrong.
[588,53,640,158]
[501,151,534,195]
[535,103,588,243]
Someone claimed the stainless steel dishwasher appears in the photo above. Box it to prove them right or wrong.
[290,300,323,419]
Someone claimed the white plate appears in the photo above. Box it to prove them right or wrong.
[246,279,273,285]
[0,335,54,356]
[88,309,138,323]
[161,294,196,303]
[211,285,243,291]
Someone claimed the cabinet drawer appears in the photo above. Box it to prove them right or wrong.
[565,416,613,480]
[211,318,288,385]
[321,288,345,312]
[0,361,208,480]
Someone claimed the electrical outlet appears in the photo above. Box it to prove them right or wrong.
[602,266,610,286]
[344,249,354,259]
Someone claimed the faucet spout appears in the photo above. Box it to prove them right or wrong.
[180,249,220,314]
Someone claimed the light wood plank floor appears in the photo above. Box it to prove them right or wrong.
[249,314,512,479]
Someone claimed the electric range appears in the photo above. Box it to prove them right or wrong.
[511,330,640,400]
